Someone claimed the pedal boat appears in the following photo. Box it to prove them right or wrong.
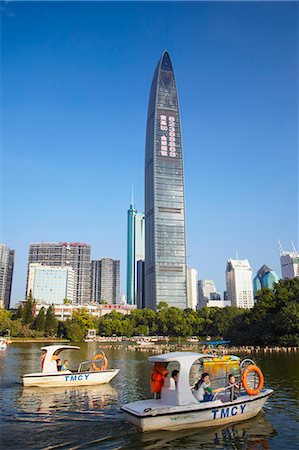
[22,345,119,387]
[121,352,273,432]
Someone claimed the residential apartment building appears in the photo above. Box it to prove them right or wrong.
[0,243,15,309]
[91,258,120,304]
[27,242,91,303]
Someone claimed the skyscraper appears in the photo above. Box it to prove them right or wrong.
[145,51,187,309]
[91,258,120,304]
[226,259,254,309]
[126,200,145,305]
[280,250,299,279]
[0,243,15,309]
[198,279,216,307]
[27,242,91,304]
[186,268,198,310]
[253,264,280,298]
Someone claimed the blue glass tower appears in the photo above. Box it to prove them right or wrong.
[253,264,280,299]
[126,202,136,305]
[145,51,187,309]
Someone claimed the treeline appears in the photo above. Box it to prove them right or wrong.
[0,279,298,346]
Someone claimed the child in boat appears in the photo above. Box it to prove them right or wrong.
[228,373,239,401]
[193,373,224,402]
[61,359,69,371]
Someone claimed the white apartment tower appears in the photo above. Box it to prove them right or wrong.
[226,259,254,309]
[186,267,198,310]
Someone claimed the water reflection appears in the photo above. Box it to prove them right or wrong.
[129,412,276,450]
[18,384,118,415]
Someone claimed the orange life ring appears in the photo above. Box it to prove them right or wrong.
[242,364,264,395]
[150,362,168,393]
[92,353,108,371]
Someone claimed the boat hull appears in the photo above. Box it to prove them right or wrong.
[121,389,273,432]
[23,369,119,387]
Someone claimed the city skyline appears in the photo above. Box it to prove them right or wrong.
[2,2,297,306]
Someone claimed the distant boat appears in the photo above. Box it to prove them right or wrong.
[23,345,119,387]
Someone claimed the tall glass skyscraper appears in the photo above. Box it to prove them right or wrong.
[126,200,145,305]
[145,51,187,309]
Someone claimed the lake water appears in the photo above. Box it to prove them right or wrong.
[0,343,298,449]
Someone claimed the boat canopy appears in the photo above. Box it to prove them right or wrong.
[41,345,80,373]
[200,340,231,346]
[148,352,217,406]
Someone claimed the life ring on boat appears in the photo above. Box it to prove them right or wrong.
[242,364,264,395]
[92,353,108,371]
[150,362,168,393]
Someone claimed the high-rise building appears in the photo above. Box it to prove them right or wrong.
[145,51,187,310]
[27,242,91,304]
[0,243,15,309]
[91,258,120,304]
[198,279,223,308]
[280,250,299,279]
[186,268,198,310]
[253,264,280,298]
[226,259,254,309]
[126,200,145,305]
[136,260,145,309]
[27,263,75,304]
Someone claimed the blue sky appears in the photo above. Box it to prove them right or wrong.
[1,1,298,306]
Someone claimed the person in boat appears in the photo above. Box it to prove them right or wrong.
[61,359,69,371]
[169,370,179,390]
[228,373,239,401]
[56,358,63,371]
[193,373,225,402]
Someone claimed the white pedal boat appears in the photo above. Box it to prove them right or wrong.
[23,345,119,387]
[121,352,273,431]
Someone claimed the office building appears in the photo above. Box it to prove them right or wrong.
[253,264,280,298]
[197,279,229,308]
[280,250,299,279]
[145,51,187,309]
[126,200,145,305]
[27,263,74,304]
[0,243,15,309]
[186,268,198,310]
[226,259,254,309]
[136,260,145,309]
[27,242,91,303]
[91,258,120,304]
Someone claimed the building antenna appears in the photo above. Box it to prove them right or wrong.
[131,185,134,207]
[278,239,284,255]
[291,241,298,253]
[235,249,239,260]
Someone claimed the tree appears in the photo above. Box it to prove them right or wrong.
[45,305,58,337]
[65,321,85,342]
[22,292,35,325]
[33,307,46,333]
[63,298,72,304]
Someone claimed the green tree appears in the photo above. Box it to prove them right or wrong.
[65,321,85,342]
[45,305,58,336]
[33,307,46,332]
[22,292,35,325]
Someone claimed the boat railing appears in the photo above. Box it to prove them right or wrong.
[240,358,256,370]
[78,360,92,373]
